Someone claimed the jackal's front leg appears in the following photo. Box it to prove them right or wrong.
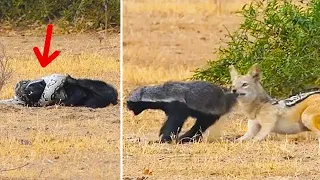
[237,120,260,141]
[253,122,275,141]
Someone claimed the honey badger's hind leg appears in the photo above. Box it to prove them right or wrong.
[178,112,220,143]
[301,105,320,149]
[159,102,189,143]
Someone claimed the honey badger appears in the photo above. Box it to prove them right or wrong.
[127,81,238,143]
[1,74,118,108]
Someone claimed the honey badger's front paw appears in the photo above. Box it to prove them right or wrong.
[158,134,180,144]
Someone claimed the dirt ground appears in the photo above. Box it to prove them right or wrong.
[123,0,320,179]
[0,32,120,179]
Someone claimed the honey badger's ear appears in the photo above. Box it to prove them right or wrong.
[228,65,239,82]
[248,63,262,82]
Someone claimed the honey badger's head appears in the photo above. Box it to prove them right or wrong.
[15,80,30,102]
[15,80,45,105]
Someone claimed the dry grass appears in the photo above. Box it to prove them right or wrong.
[124,106,320,179]
[125,0,250,15]
[123,0,320,179]
[0,33,120,179]
[123,0,249,89]
[124,65,193,88]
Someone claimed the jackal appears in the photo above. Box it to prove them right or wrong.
[229,63,320,145]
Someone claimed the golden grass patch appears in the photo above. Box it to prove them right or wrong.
[124,0,251,15]
[124,63,193,87]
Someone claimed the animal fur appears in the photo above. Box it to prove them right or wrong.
[63,75,118,108]
[127,81,238,143]
[4,75,118,108]
[229,63,320,144]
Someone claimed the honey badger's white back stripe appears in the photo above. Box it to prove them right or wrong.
[127,81,238,115]
[274,90,320,107]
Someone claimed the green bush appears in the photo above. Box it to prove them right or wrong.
[0,0,120,31]
[193,0,320,98]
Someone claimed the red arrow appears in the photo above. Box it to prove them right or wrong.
[33,24,60,68]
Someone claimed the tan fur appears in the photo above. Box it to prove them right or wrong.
[230,64,320,144]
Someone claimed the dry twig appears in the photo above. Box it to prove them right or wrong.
[0,42,12,92]
[0,163,30,172]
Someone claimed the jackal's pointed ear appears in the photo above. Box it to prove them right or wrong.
[228,65,239,81]
[248,63,262,82]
